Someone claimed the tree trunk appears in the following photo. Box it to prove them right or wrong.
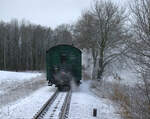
[92,47,98,80]
[97,58,104,80]
[97,46,104,80]
[92,58,97,80]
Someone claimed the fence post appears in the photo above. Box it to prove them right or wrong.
[93,108,97,117]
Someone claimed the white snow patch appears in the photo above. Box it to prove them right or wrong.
[69,81,121,119]
[69,92,120,119]
[0,86,56,119]
[0,70,41,84]
[0,70,42,95]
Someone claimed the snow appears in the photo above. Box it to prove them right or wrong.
[44,92,67,119]
[0,86,56,119]
[69,92,120,119]
[0,71,42,95]
[68,81,121,119]
[0,70,121,119]
[104,69,141,87]
[0,70,41,84]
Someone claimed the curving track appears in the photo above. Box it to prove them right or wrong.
[33,89,72,119]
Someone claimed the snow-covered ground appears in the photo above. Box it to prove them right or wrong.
[0,71,46,108]
[0,71,42,95]
[103,69,141,87]
[0,71,41,82]
[0,81,121,119]
[69,81,121,119]
[69,92,120,119]
[0,86,56,119]
[0,70,57,119]
[0,70,121,119]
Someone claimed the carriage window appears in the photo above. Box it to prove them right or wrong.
[61,54,67,64]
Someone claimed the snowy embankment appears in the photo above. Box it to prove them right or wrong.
[0,70,57,119]
[0,86,56,119]
[0,70,41,84]
[0,71,41,95]
[0,70,47,108]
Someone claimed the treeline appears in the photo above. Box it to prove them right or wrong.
[0,20,73,71]
[0,0,150,83]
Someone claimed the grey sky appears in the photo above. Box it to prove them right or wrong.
[0,0,127,29]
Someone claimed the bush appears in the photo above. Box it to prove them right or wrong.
[92,76,150,119]
[111,81,150,119]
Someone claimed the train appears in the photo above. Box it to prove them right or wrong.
[46,44,82,91]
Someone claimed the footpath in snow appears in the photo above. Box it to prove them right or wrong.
[68,81,121,119]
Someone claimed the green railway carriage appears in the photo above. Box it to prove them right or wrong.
[46,44,82,90]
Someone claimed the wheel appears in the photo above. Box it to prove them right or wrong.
[58,86,62,91]
[58,85,70,91]
[64,85,70,91]
[76,81,81,86]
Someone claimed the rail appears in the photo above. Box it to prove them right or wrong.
[33,89,59,119]
[32,89,72,119]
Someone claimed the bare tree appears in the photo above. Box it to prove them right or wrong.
[116,0,150,118]
[129,0,150,104]
[91,0,128,80]
[74,11,99,79]
[53,24,73,45]
[74,0,128,80]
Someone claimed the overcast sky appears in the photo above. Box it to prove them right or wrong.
[0,0,127,29]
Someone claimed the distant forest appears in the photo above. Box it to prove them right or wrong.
[0,0,149,83]
[0,20,73,71]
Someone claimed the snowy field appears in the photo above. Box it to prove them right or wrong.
[0,71,42,95]
[0,71,46,108]
[0,70,41,82]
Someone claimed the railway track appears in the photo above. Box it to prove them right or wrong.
[33,89,72,119]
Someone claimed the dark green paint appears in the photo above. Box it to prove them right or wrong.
[46,45,82,83]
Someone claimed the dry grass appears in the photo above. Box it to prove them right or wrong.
[111,83,132,119]
[91,75,150,119]
[111,78,150,119]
